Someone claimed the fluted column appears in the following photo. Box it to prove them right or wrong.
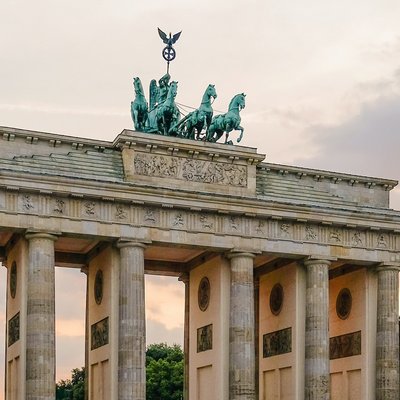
[117,240,146,400]
[304,258,331,400]
[228,251,256,400]
[376,263,400,400]
[178,272,190,400]
[25,232,58,400]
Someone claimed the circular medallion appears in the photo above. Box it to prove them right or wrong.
[94,269,104,305]
[198,277,210,312]
[336,288,352,320]
[10,261,17,299]
[270,283,284,316]
[162,46,176,62]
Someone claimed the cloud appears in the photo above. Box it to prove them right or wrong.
[145,276,184,331]
[56,319,85,337]
[294,90,400,180]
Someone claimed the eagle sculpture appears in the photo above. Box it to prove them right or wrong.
[158,28,182,47]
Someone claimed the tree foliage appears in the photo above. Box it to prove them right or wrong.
[146,343,184,400]
[56,367,85,400]
[56,344,183,400]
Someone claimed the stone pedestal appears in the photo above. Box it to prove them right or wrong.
[228,251,256,400]
[117,241,146,400]
[304,258,331,400]
[375,264,400,400]
[25,232,58,400]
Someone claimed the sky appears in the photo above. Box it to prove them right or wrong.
[0,0,400,392]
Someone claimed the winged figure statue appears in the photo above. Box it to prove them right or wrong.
[158,28,182,47]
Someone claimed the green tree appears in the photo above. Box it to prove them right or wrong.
[56,344,184,400]
[56,367,85,400]
[146,343,184,400]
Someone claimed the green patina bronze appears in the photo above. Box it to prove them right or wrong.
[130,28,246,144]
[206,93,246,144]
[130,79,246,144]
[176,84,217,140]
[130,77,148,131]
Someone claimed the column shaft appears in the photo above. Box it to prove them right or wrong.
[229,252,256,400]
[304,259,330,400]
[25,232,57,400]
[118,241,146,400]
[376,265,400,400]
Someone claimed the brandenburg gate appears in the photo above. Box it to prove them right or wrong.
[0,125,399,399]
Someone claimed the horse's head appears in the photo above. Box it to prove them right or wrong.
[207,84,217,100]
[229,93,246,111]
[133,77,143,94]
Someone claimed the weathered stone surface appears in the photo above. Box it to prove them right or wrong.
[304,258,331,400]
[376,264,400,400]
[25,232,57,400]
[117,241,146,400]
[228,251,256,400]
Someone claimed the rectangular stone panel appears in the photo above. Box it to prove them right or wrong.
[197,324,212,353]
[330,372,344,400]
[197,365,213,400]
[262,327,292,358]
[91,317,109,350]
[134,152,248,187]
[8,312,20,347]
[263,370,277,400]
[329,330,361,360]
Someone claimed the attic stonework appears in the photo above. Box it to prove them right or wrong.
[0,126,399,400]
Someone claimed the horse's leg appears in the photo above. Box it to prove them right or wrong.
[237,126,244,143]
[133,109,139,130]
[224,125,232,144]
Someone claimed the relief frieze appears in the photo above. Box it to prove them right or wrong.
[91,317,109,350]
[263,327,292,358]
[0,188,398,253]
[134,152,247,187]
[330,330,361,360]
[8,312,20,347]
[197,324,212,353]
[115,204,128,220]
[21,194,35,212]
[53,198,66,214]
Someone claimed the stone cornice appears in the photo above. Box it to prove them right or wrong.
[114,129,265,165]
[1,172,400,230]
[0,187,400,261]
[0,125,112,151]
[260,162,398,189]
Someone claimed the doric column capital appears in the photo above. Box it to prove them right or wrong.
[226,249,259,260]
[25,230,59,242]
[304,255,336,267]
[116,238,150,250]
[376,262,400,273]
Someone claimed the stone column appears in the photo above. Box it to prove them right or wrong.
[25,232,58,400]
[178,272,190,400]
[117,240,146,400]
[304,258,331,400]
[228,251,256,400]
[376,263,400,400]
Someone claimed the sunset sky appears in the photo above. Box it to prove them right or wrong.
[0,0,400,393]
